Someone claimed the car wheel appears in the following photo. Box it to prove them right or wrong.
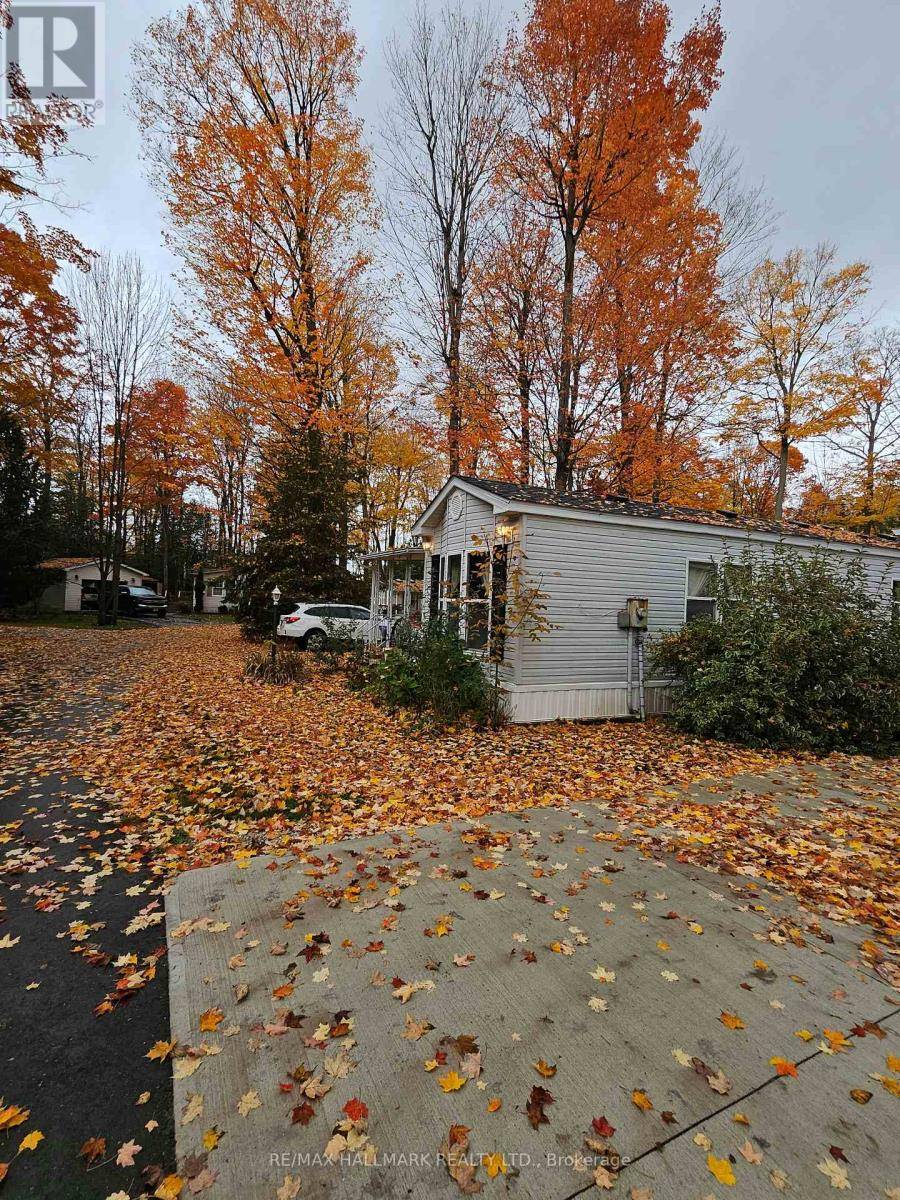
[303,629,327,652]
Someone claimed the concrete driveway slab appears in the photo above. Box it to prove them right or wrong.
[582,1016,900,1199]
[166,804,899,1199]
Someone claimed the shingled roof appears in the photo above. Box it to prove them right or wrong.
[456,477,900,552]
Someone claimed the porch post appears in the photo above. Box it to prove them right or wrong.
[368,559,380,645]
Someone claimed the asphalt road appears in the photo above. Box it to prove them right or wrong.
[0,649,176,1198]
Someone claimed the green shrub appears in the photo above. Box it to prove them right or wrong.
[364,616,509,729]
[243,643,307,686]
[652,547,900,754]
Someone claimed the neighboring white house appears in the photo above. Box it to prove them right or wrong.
[411,476,900,724]
[38,558,158,613]
[197,567,234,613]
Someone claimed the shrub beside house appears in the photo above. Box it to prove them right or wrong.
[652,548,900,754]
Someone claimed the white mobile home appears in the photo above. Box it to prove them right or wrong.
[197,567,234,613]
[38,558,158,613]
[411,476,900,724]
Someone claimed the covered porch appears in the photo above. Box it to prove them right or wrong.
[363,545,426,644]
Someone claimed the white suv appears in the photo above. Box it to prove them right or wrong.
[277,602,371,650]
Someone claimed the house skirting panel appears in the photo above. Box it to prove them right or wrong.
[503,681,672,724]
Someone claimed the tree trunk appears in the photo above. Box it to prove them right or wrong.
[555,221,576,491]
[774,435,790,520]
[161,502,170,597]
[864,421,876,519]
[447,285,463,475]
[518,356,531,486]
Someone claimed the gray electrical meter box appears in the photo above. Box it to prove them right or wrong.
[617,597,649,630]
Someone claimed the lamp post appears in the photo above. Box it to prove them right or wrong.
[271,585,281,665]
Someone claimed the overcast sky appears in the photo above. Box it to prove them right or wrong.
[41,0,900,325]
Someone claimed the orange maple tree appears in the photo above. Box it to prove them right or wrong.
[728,243,870,519]
[587,167,734,503]
[502,0,724,489]
[0,51,89,399]
[128,379,199,596]
[133,0,374,433]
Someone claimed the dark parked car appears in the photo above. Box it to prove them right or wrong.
[81,584,168,617]
[118,585,168,617]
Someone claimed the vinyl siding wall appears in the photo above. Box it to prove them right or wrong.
[518,512,900,689]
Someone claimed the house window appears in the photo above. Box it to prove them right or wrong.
[686,561,717,622]
[428,555,441,619]
[490,544,509,662]
[465,552,490,649]
[441,553,462,630]
[893,579,900,624]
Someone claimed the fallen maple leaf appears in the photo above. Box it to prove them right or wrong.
[706,1068,732,1095]
[0,1104,29,1132]
[276,1177,301,1200]
[482,1152,506,1178]
[343,1098,368,1123]
[533,1059,556,1078]
[438,1070,467,1093]
[439,1124,481,1194]
[631,1089,653,1112]
[707,1153,736,1185]
[146,1039,175,1061]
[526,1085,554,1129]
[198,1007,224,1032]
[823,1028,851,1052]
[817,1159,850,1189]
[181,1093,204,1125]
[80,1136,106,1164]
[770,1057,798,1077]
[18,1130,43,1152]
[719,1011,745,1030]
[402,1015,433,1041]
[237,1090,261,1116]
[739,1139,763,1164]
[116,1139,141,1167]
[154,1176,184,1200]
[592,1116,615,1138]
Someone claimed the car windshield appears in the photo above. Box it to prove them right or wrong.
[130,587,160,598]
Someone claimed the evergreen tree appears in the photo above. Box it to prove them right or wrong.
[237,431,364,638]
[0,406,42,611]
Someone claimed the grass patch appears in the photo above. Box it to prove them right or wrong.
[1,613,149,630]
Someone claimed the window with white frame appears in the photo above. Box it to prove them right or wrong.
[465,551,490,649]
[892,579,900,624]
[686,561,717,622]
[440,553,462,630]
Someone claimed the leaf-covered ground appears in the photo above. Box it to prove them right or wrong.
[0,622,897,1197]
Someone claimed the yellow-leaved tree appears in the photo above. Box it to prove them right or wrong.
[728,243,869,518]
